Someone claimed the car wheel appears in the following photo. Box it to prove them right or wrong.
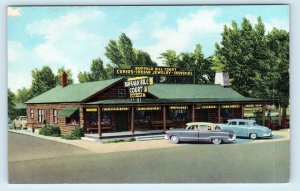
[170,136,180,144]
[212,138,222,145]
[250,133,257,140]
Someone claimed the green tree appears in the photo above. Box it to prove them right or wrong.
[159,45,214,84]
[15,87,33,103]
[105,33,156,68]
[159,50,180,67]
[31,66,56,97]
[55,67,74,86]
[8,88,16,120]
[135,50,157,66]
[214,17,289,119]
[105,40,123,67]
[77,58,108,83]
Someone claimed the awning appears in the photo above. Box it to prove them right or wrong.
[58,107,79,117]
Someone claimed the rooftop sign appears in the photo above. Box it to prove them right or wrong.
[125,76,154,102]
[115,66,194,76]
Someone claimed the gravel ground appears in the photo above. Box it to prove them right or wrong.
[8,129,290,155]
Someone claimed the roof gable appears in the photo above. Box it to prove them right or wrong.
[148,84,245,99]
[26,78,123,104]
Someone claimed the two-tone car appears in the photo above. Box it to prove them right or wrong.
[216,119,272,139]
[165,122,236,144]
[12,116,27,129]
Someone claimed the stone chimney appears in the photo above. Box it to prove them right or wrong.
[61,71,68,88]
[215,71,230,87]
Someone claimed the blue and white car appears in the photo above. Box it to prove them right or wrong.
[216,119,272,139]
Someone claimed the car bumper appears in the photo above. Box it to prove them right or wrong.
[227,135,236,142]
[262,133,273,138]
[165,135,169,140]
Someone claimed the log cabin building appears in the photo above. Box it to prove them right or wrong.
[25,72,266,139]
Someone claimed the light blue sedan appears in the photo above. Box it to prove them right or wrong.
[216,119,272,139]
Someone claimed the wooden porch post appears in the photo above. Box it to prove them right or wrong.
[218,105,221,123]
[163,106,167,131]
[262,104,266,126]
[131,107,135,134]
[98,106,102,137]
[241,104,244,119]
[192,105,195,122]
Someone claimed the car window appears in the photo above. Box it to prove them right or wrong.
[21,117,27,120]
[187,125,197,130]
[198,125,209,131]
[239,122,247,126]
[229,121,237,125]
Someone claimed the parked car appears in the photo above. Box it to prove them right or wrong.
[165,122,236,144]
[12,116,27,129]
[8,118,13,129]
[217,119,272,139]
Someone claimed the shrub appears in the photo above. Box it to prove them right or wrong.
[62,126,84,140]
[39,124,61,137]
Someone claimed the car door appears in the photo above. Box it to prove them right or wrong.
[197,125,211,141]
[237,121,249,137]
[227,121,242,136]
[181,125,199,142]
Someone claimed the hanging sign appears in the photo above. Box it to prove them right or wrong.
[115,67,194,76]
[128,86,148,94]
[102,107,129,111]
[169,106,188,110]
[221,105,240,109]
[245,104,262,108]
[130,93,146,98]
[136,107,161,111]
[196,105,217,109]
[86,108,97,112]
[124,77,153,87]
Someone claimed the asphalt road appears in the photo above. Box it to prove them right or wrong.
[8,132,290,183]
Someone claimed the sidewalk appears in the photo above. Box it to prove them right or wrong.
[8,129,181,154]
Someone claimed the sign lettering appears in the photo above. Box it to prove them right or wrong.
[136,107,161,111]
[169,106,188,110]
[86,108,97,112]
[221,105,240,109]
[102,107,129,111]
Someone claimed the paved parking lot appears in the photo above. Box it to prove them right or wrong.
[8,131,290,183]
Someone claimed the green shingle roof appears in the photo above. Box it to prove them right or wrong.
[26,78,123,104]
[148,84,245,99]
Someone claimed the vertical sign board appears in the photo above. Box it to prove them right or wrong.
[124,76,154,102]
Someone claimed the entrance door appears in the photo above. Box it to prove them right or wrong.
[198,110,209,122]
[116,111,128,132]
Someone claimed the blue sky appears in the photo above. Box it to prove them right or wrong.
[7,5,289,92]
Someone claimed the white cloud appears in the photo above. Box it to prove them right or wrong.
[8,9,106,92]
[137,9,224,65]
[7,7,21,17]
[245,14,289,32]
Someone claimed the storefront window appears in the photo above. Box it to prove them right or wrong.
[170,110,187,121]
[101,112,111,125]
[135,111,151,122]
[221,108,235,123]
[66,111,79,125]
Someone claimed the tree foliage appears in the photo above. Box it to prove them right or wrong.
[8,88,16,120]
[105,33,157,67]
[213,17,289,113]
[159,45,214,84]
[78,58,109,83]
[31,66,56,97]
